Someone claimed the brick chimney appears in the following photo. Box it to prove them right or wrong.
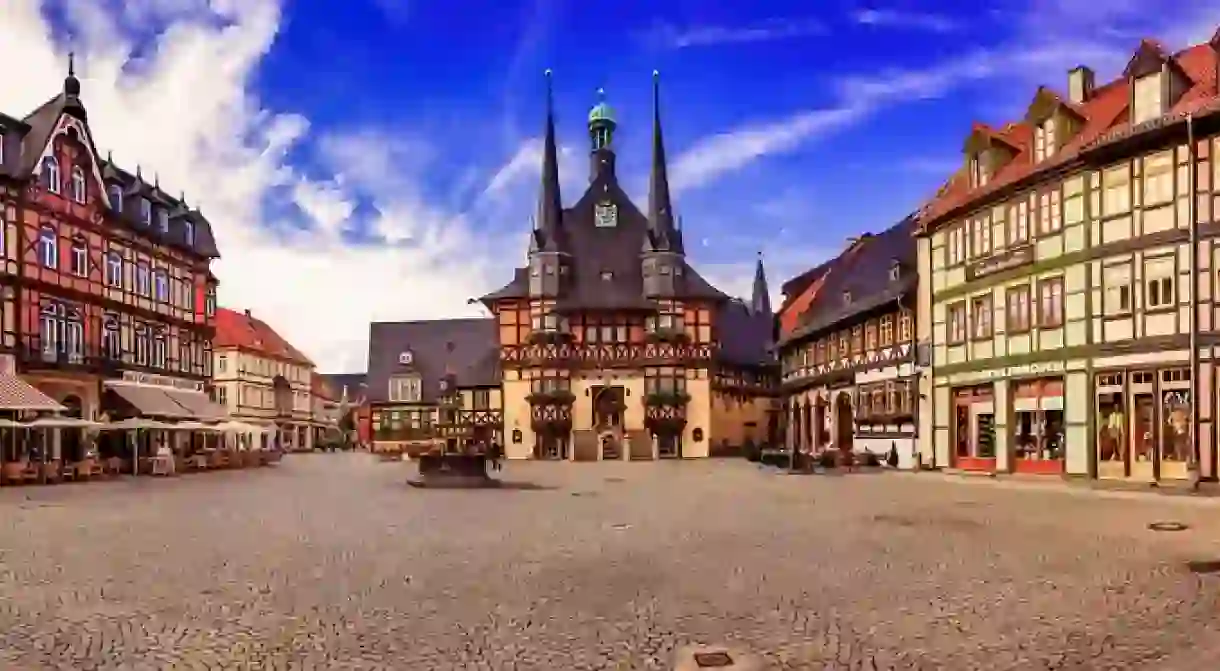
[1068,65,1095,104]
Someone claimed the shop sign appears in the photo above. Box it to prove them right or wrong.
[120,371,204,392]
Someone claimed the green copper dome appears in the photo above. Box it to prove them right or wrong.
[588,89,616,125]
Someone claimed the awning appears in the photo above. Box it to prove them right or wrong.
[163,389,228,421]
[0,375,66,412]
[105,383,193,419]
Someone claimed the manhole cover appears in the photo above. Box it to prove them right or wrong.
[1187,559,1220,575]
[1149,521,1189,532]
[693,651,734,667]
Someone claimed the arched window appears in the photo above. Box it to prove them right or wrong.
[39,302,64,361]
[43,156,60,194]
[102,313,120,359]
[106,252,123,286]
[70,166,86,203]
[136,263,150,296]
[38,227,57,268]
[152,328,168,369]
[70,237,88,276]
[64,307,84,363]
[133,323,150,366]
[107,184,123,212]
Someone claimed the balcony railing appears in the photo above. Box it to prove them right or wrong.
[18,337,122,373]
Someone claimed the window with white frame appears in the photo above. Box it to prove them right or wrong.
[108,184,123,211]
[217,354,227,373]
[205,286,216,317]
[106,252,123,286]
[1034,117,1056,162]
[70,237,87,276]
[1009,199,1030,244]
[216,385,228,407]
[38,227,57,268]
[646,312,685,333]
[947,225,966,265]
[183,220,194,246]
[152,329,168,369]
[530,312,568,332]
[388,375,422,403]
[1142,151,1174,207]
[968,154,988,188]
[70,166,86,203]
[139,198,152,226]
[65,309,83,363]
[136,263,150,296]
[1102,165,1131,215]
[134,324,150,366]
[970,216,991,258]
[1132,73,1163,125]
[102,314,120,359]
[157,208,169,233]
[43,156,60,193]
[1144,256,1175,309]
[39,302,63,360]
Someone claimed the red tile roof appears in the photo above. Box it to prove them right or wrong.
[919,38,1220,233]
[214,307,314,367]
[777,238,871,338]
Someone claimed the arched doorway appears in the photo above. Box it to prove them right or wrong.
[592,386,624,459]
[834,392,853,450]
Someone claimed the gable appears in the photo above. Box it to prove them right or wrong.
[31,113,111,208]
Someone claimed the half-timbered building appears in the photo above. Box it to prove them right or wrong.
[777,218,918,465]
[0,61,221,459]
[916,34,1220,486]
[365,319,502,455]
[476,72,774,461]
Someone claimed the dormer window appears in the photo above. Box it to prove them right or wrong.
[139,198,152,226]
[843,291,853,304]
[183,220,195,246]
[157,208,169,233]
[889,262,901,282]
[70,166,86,203]
[108,184,123,211]
[1132,72,1163,125]
[1033,117,1057,162]
[968,154,988,188]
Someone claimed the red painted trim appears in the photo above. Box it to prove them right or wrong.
[1013,458,1064,475]
[956,456,996,472]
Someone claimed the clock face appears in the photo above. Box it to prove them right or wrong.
[594,202,618,228]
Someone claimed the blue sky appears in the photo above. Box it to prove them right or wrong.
[5,0,1220,371]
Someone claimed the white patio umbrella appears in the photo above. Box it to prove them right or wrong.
[23,417,101,429]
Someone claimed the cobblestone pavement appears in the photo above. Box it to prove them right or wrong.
[2,456,1220,670]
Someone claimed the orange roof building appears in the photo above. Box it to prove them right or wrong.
[914,32,1220,484]
[212,308,319,451]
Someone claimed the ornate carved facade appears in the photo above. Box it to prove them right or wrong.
[0,60,221,430]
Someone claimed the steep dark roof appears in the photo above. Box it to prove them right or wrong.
[782,216,918,344]
[1,67,219,259]
[366,318,500,404]
[716,299,775,367]
[319,373,367,402]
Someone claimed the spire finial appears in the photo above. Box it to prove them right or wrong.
[64,52,81,97]
[136,164,142,179]
[106,150,113,163]
[597,86,606,101]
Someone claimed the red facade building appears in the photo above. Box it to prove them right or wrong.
[0,61,220,425]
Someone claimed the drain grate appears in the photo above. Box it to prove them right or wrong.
[693,651,734,668]
[1149,521,1190,532]
[1187,559,1220,575]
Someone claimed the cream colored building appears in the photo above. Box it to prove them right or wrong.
[916,40,1220,486]
[213,308,316,450]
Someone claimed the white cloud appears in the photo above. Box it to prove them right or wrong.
[852,9,959,33]
[642,17,826,50]
[0,0,525,373]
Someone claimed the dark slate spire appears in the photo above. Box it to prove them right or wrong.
[751,251,772,316]
[63,52,87,120]
[535,69,563,250]
[647,71,681,253]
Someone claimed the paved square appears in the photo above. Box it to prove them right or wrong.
[2,456,1219,670]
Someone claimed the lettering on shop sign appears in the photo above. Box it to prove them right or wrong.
[121,371,204,392]
[965,244,1033,281]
